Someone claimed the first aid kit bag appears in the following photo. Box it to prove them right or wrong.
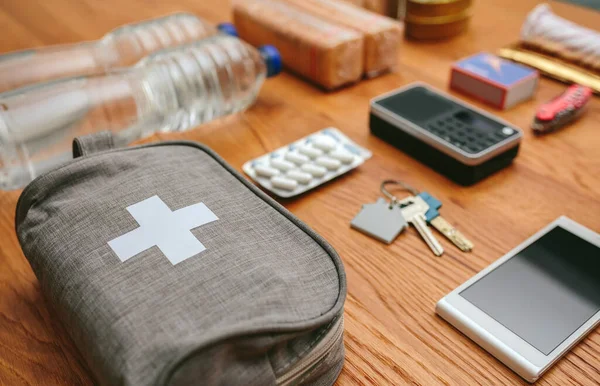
[15,132,347,386]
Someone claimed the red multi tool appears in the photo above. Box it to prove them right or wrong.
[532,85,592,134]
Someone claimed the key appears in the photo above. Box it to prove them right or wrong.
[400,193,473,252]
[400,197,444,256]
[416,192,442,223]
[418,192,474,252]
[351,198,407,244]
[430,216,473,252]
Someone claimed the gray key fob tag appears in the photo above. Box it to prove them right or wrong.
[351,198,408,244]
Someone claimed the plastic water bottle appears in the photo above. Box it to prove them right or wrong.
[0,13,238,93]
[0,35,281,190]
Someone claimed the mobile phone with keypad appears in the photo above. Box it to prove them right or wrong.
[370,82,523,185]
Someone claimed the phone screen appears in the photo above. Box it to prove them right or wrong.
[375,86,455,124]
[460,226,600,355]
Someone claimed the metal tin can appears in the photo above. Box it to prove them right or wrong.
[404,0,472,40]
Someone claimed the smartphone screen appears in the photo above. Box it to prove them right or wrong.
[460,226,600,355]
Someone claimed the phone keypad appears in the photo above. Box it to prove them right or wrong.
[426,116,516,154]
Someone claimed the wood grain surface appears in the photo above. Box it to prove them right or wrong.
[1,0,599,385]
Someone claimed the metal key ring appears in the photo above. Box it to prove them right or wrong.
[380,180,419,205]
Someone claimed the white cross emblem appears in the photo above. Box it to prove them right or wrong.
[108,195,218,265]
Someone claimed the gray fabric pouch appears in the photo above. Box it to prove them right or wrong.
[15,132,346,386]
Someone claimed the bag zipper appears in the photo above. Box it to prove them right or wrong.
[276,316,344,386]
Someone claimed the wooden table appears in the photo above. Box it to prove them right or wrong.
[1,1,599,384]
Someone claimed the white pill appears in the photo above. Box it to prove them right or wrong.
[271,176,298,191]
[284,152,309,165]
[254,164,280,178]
[298,146,323,159]
[329,149,355,164]
[301,163,327,177]
[312,136,337,152]
[315,156,341,170]
[286,170,312,184]
[270,158,295,171]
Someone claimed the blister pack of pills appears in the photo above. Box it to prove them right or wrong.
[243,128,372,198]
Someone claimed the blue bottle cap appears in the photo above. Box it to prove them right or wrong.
[216,22,238,37]
[259,45,282,78]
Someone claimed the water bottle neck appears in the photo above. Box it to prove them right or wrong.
[0,41,103,93]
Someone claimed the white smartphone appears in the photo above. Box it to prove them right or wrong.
[436,216,600,383]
